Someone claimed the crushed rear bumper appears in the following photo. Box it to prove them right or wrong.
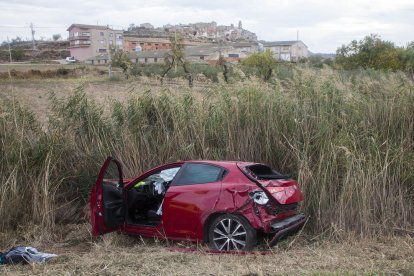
[268,214,306,246]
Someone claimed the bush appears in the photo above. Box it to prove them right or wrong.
[11,48,24,61]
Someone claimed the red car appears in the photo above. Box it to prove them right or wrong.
[90,157,306,251]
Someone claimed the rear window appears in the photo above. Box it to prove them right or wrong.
[247,164,288,180]
[173,163,224,185]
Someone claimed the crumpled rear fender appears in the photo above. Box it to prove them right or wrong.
[210,183,298,233]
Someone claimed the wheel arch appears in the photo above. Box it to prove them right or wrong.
[202,212,254,243]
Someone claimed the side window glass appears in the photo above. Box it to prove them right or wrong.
[133,167,180,188]
[103,160,122,186]
[174,163,223,185]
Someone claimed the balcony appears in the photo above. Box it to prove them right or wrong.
[69,40,92,48]
[69,44,90,48]
[69,35,91,41]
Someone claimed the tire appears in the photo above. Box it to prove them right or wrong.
[208,214,257,251]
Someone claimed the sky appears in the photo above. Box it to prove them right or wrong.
[0,0,413,53]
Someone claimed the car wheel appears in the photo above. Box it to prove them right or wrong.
[208,214,256,251]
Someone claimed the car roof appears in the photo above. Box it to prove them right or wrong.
[185,160,256,169]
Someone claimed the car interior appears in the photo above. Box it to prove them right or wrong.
[126,166,181,226]
[247,164,289,180]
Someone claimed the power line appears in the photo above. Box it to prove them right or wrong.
[0,25,66,28]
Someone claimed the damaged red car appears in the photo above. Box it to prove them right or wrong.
[90,157,306,251]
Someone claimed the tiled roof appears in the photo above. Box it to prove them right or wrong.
[67,24,122,32]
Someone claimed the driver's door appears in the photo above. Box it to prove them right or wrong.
[90,157,125,236]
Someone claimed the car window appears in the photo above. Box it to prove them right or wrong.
[134,167,181,187]
[173,163,224,185]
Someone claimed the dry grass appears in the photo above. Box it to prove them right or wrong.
[0,224,413,275]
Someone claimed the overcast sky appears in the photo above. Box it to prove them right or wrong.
[0,0,413,53]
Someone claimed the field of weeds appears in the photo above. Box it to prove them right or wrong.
[1,224,413,275]
[0,65,413,274]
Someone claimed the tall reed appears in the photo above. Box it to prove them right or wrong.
[1,67,413,237]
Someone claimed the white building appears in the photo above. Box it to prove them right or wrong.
[262,40,309,61]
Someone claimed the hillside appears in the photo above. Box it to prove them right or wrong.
[0,40,70,62]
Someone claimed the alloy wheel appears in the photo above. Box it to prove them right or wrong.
[212,218,247,251]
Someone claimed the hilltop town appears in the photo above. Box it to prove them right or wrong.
[68,21,308,65]
[0,21,310,64]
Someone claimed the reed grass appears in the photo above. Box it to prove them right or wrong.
[0,66,413,238]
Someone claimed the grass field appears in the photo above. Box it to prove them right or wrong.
[0,225,413,275]
[0,65,413,274]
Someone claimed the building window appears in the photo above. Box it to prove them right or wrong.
[99,49,107,53]
[140,43,144,46]
[100,40,105,44]
[200,56,204,60]
[109,33,113,37]
[132,42,136,45]
[154,58,158,62]
[109,40,113,45]
[144,58,148,63]
[100,32,104,36]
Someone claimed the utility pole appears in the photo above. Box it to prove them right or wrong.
[7,36,12,63]
[30,23,37,53]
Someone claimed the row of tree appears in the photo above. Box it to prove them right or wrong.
[335,34,414,73]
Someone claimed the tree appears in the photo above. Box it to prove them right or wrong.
[10,36,22,45]
[111,50,132,79]
[162,34,193,87]
[52,34,61,41]
[11,49,24,61]
[398,42,414,79]
[216,54,229,83]
[335,34,401,70]
[241,50,277,81]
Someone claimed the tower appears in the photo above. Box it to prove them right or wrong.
[238,20,242,29]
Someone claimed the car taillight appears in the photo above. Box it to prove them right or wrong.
[271,186,297,202]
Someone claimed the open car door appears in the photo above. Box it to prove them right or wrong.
[90,157,125,236]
